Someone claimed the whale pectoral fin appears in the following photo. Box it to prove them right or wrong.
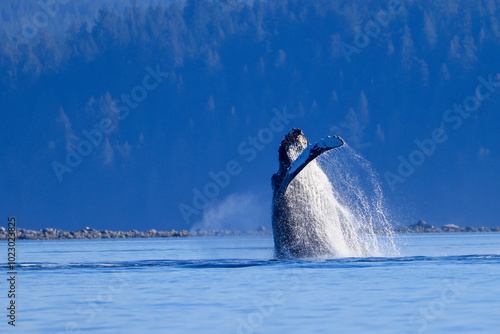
[275,136,344,198]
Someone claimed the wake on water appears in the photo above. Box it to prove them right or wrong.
[283,144,399,258]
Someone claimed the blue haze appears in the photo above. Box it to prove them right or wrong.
[0,0,499,231]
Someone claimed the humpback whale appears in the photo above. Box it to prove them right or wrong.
[271,129,367,259]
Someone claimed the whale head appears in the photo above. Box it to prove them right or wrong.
[272,129,310,192]
[278,128,310,170]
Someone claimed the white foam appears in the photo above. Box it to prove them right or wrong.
[283,144,399,258]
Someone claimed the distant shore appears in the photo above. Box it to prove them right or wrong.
[0,222,498,240]
[0,226,272,240]
[391,221,500,234]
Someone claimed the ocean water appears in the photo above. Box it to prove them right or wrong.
[2,233,500,333]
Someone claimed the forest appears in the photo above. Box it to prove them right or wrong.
[1,0,499,230]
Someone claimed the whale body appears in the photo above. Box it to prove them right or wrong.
[271,128,366,259]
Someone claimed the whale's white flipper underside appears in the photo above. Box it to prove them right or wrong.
[275,136,344,199]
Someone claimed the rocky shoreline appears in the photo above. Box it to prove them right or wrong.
[0,222,498,240]
[0,226,272,240]
[392,221,500,234]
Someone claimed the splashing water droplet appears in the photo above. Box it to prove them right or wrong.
[315,144,400,257]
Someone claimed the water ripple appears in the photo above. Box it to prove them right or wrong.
[1,254,499,271]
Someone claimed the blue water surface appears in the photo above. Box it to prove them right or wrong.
[1,233,500,333]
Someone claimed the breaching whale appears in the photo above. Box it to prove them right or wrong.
[271,128,367,259]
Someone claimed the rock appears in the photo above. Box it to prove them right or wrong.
[442,224,461,232]
[409,220,434,231]
[465,226,478,232]
[418,220,434,229]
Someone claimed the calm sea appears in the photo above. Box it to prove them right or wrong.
[1,233,500,333]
